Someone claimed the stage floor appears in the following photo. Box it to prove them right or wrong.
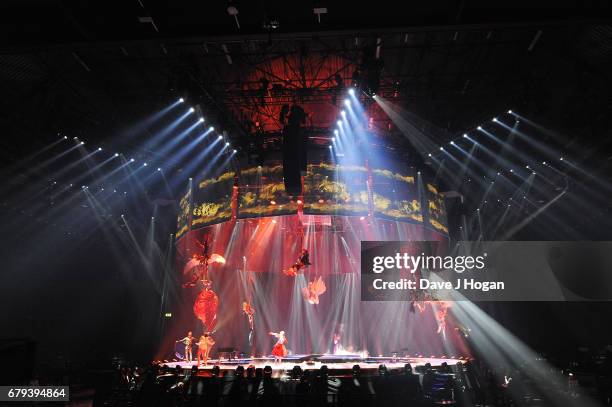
[160,355,465,377]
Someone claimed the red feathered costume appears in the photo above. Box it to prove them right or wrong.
[193,286,218,333]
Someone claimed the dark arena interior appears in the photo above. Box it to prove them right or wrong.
[1,1,612,406]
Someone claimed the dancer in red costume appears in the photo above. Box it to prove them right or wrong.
[283,248,311,276]
[269,330,288,363]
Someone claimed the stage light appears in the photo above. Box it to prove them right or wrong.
[272,219,277,224]
[178,98,184,103]
[348,88,355,96]
[372,93,376,98]
[209,126,214,131]
[143,162,147,166]
[63,136,68,139]
[463,134,468,138]
[360,216,365,220]
[226,142,230,146]
[439,147,444,151]
[477,126,482,130]
[332,137,335,141]
[417,171,421,175]
[341,110,346,115]
[114,153,119,157]
[428,153,432,157]
[328,145,332,149]
[189,177,193,181]
[559,157,564,161]
[130,158,135,162]
[532,171,536,175]
[526,165,529,168]
[509,169,514,172]
[297,199,303,204]
[74,137,78,139]
[450,141,455,145]
[344,99,350,106]
[492,118,498,122]
[218,135,223,140]
[232,149,236,153]
[542,161,546,165]
[80,141,85,145]
[337,120,342,126]
[270,200,276,205]
[508,109,513,114]
[476,208,480,211]
[334,130,338,135]
[157,167,161,171]
[199,118,204,123]
[189,107,195,113]
[98,147,102,151]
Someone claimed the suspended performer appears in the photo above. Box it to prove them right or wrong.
[302,276,326,304]
[283,248,311,276]
[242,301,255,344]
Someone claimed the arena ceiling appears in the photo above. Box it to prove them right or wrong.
[0,1,611,168]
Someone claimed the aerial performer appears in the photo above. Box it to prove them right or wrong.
[269,330,288,364]
[242,301,255,344]
[302,276,326,304]
[175,331,195,362]
[434,301,451,339]
[182,238,226,288]
[193,280,219,333]
[182,239,225,333]
[283,248,311,277]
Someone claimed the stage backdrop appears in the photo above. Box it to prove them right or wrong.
[167,163,463,360]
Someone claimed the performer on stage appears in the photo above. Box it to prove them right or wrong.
[332,323,345,354]
[283,248,311,277]
[269,331,288,364]
[175,331,195,362]
[242,302,255,344]
[196,333,216,367]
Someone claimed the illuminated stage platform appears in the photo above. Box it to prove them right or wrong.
[160,355,466,377]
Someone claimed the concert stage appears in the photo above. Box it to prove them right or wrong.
[160,354,466,377]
